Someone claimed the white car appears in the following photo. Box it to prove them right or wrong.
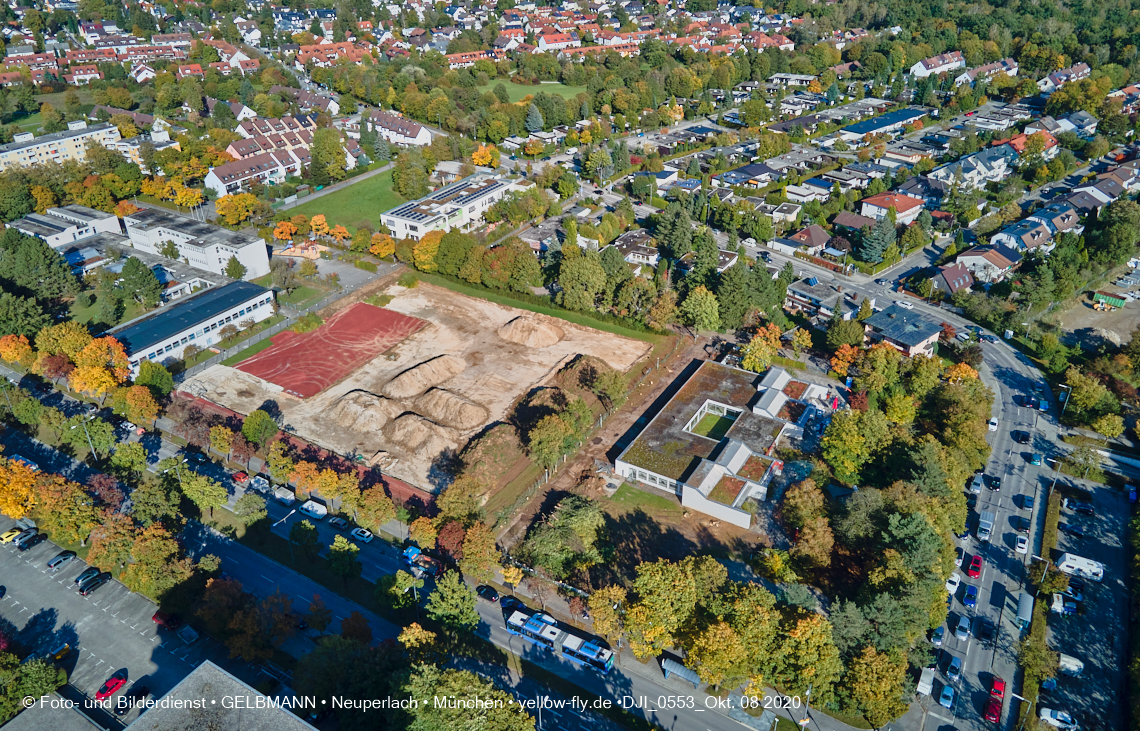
[1039,709,1079,730]
[895,300,915,310]
[350,528,373,544]
[1016,535,1029,554]
[945,572,961,594]
[988,417,999,432]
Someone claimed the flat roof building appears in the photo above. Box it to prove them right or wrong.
[123,208,270,280]
[0,121,121,171]
[110,280,274,373]
[8,204,123,248]
[381,173,526,241]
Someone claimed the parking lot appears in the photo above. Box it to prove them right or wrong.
[1041,483,1131,731]
[0,519,214,724]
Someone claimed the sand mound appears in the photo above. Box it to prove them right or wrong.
[383,414,460,454]
[497,315,564,348]
[327,390,403,431]
[414,388,489,430]
[381,355,466,399]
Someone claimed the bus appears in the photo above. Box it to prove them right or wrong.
[505,608,614,674]
[9,455,39,472]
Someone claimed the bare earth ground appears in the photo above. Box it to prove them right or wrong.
[180,282,651,492]
[1055,290,1140,351]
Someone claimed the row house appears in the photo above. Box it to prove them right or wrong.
[65,48,118,64]
[1038,63,1091,95]
[295,42,373,69]
[536,32,581,51]
[118,46,187,63]
[365,110,433,146]
[203,150,307,197]
[444,49,507,69]
[909,51,964,78]
[268,87,342,116]
[954,58,1018,87]
[561,43,640,59]
[63,65,102,85]
[3,53,60,71]
[151,32,192,50]
[92,36,144,54]
[236,115,317,140]
[226,129,312,160]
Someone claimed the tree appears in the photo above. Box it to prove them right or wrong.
[716,262,752,330]
[307,594,333,635]
[687,621,750,690]
[782,479,826,529]
[86,512,139,571]
[34,475,98,546]
[847,646,910,727]
[120,524,195,599]
[769,613,843,702]
[328,534,362,586]
[119,257,162,307]
[111,385,159,424]
[679,286,720,331]
[0,458,38,520]
[225,256,248,280]
[410,516,438,549]
[402,665,535,731]
[355,487,396,532]
[0,292,49,338]
[527,414,574,469]
[242,409,279,447]
[214,192,260,226]
[436,520,467,563]
[821,410,870,484]
[135,361,174,398]
[129,480,179,526]
[233,493,267,526]
[181,472,228,517]
[557,250,607,311]
[426,570,479,631]
[790,516,834,568]
[858,216,896,263]
[790,328,812,356]
[459,522,500,583]
[741,325,782,372]
[525,103,544,132]
[827,318,866,350]
[1091,413,1124,440]
[340,611,372,643]
[289,519,320,559]
[210,425,234,456]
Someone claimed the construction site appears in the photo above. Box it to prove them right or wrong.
[179,281,652,492]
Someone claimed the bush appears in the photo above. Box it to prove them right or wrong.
[291,313,324,333]
[397,273,419,288]
[354,260,378,273]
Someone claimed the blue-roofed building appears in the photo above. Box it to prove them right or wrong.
[714,162,777,188]
[838,107,930,142]
[863,304,942,357]
[110,281,274,374]
[672,178,702,193]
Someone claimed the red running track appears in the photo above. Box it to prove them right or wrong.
[236,302,426,398]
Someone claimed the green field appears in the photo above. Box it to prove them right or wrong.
[222,339,274,366]
[288,169,405,231]
[476,82,587,104]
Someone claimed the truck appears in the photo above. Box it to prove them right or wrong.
[299,500,327,520]
[1058,654,1084,677]
[978,511,996,542]
[1056,553,1104,582]
[917,667,936,696]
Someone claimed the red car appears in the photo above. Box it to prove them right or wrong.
[967,554,983,578]
[152,611,183,630]
[984,699,1002,723]
[95,670,128,700]
[991,676,1006,699]
[232,472,249,484]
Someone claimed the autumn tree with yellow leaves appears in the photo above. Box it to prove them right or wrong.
[0,457,38,520]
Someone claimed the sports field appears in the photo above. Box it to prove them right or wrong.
[476,81,587,104]
[288,169,405,231]
[235,302,426,398]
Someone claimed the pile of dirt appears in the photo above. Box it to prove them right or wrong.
[414,388,489,431]
[327,390,403,431]
[383,414,460,454]
[497,315,565,348]
[381,355,466,399]
[460,423,525,491]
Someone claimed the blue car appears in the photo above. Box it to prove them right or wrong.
[964,585,978,609]
[940,685,956,709]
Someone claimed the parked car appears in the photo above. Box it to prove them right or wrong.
[1060,523,1086,538]
[955,547,964,567]
[1060,586,1084,602]
[967,554,983,579]
[989,475,1002,491]
[991,676,1006,699]
[0,528,24,544]
[988,418,999,432]
[964,585,978,608]
[1016,535,1029,554]
[476,585,500,603]
[9,529,36,547]
[970,474,984,494]
[350,528,373,543]
[985,699,1002,723]
[47,550,76,570]
[74,567,100,585]
[328,517,349,531]
[895,300,915,310]
[947,655,962,681]
[931,626,945,646]
[1015,431,1031,445]
[17,533,46,551]
[955,616,970,641]
[1071,504,1095,516]
[1038,709,1078,730]
[1023,495,1035,511]
[231,472,249,484]
[945,573,961,594]
[78,572,111,596]
[152,611,183,629]
[95,670,128,700]
[1016,517,1031,534]
[939,685,955,709]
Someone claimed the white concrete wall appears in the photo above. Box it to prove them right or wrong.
[681,485,752,528]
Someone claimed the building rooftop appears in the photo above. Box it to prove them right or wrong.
[110,280,270,356]
[864,304,943,347]
[4,693,104,731]
[125,208,264,250]
[125,661,317,731]
[618,360,785,481]
[384,173,510,224]
[0,122,116,154]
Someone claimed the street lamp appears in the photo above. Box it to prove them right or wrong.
[162,458,188,487]
[1058,383,1073,417]
[1012,693,1034,731]
[70,416,98,460]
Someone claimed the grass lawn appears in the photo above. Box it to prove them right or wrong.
[288,169,405,231]
[607,483,683,519]
[691,412,735,440]
[475,82,587,104]
[70,295,147,326]
[222,339,275,366]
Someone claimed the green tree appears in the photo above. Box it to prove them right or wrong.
[525,103,544,132]
[328,534,362,585]
[716,262,752,330]
[234,493,267,526]
[858,216,896,263]
[135,360,174,398]
[826,318,866,350]
[527,414,574,469]
[782,478,826,529]
[119,257,162,307]
[847,646,910,727]
[109,441,147,479]
[403,665,535,731]
[557,249,606,311]
[426,570,479,631]
[679,285,720,331]
[0,292,49,337]
[289,519,320,559]
[821,410,870,484]
[241,409,279,447]
[225,256,248,280]
[180,472,228,517]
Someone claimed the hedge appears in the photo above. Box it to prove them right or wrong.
[354,260,378,273]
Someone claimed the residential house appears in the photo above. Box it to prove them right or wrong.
[787,224,830,254]
[927,144,1020,190]
[954,58,1018,87]
[909,51,965,78]
[863,304,943,357]
[955,244,1022,283]
[1038,63,1091,95]
[365,110,433,146]
[860,192,926,225]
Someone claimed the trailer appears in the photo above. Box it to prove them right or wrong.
[1058,654,1084,677]
[1016,591,1035,630]
[298,500,327,520]
[1093,291,1126,309]
[917,667,936,696]
[1050,593,1077,616]
[978,511,996,542]
[273,486,296,505]
[1056,553,1104,582]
